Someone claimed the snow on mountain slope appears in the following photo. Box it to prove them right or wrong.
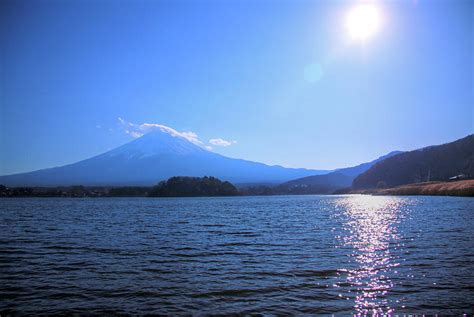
[0,129,328,186]
[101,129,208,159]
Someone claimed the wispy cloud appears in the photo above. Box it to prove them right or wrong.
[125,130,143,138]
[118,118,237,150]
[209,138,237,147]
[118,117,203,145]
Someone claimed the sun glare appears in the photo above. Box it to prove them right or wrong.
[346,4,381,41]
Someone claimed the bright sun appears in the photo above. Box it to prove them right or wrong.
[346,4,381,41]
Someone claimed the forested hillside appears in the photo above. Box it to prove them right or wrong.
[352,135,474,189]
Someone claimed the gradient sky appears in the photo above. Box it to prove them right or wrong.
[1,0,473,175]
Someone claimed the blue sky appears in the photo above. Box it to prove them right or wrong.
[1,0,473,175]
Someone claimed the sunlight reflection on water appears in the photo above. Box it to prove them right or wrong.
[333,195,410,315]
[2,196,474,315]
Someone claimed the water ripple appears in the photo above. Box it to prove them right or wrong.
[1,196,473,315]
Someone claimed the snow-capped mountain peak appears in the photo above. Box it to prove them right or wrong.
[103,129,208,159]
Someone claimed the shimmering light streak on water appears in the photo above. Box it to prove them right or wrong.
[1,196,473,315]
[332,196,409,315]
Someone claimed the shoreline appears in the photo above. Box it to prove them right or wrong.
[2,180,474,198]
[351,180,474,197]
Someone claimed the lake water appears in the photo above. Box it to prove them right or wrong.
[1,195,473,315]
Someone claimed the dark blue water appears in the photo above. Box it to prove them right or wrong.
[1,195,473,315]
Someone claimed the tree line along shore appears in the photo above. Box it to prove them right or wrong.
[1,177,473,198]
[0,176,238,198]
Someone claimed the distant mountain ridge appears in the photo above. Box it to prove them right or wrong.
[353,135,474,189]
[0,129,328,186]
[275,151,403,194]
[335,151,403,177]
[276,172,354,194]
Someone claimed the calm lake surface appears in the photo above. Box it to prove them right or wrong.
[1,195,473,315]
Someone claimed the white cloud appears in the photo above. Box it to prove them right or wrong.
[118,118,237,150]
[126,130,144,138]
[180,131,202,145]
[118,117,134,127]
[118,118,204,146]
[209,138,237,147]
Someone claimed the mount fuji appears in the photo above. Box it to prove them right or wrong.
[0,129,328,186]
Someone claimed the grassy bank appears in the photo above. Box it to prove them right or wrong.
[354,180,474,197]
